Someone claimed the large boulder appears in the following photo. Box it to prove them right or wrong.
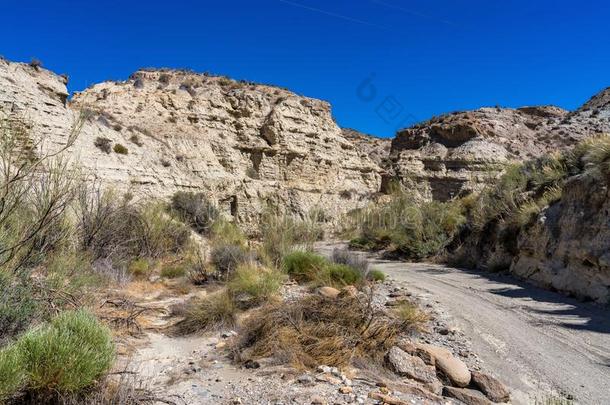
[471,371,510,403]
[418,344,471,387]
[386,346,441,393]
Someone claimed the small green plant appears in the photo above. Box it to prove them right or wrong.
[17,310,115,393]
[210,219,247,247]
[94,137,112,153]
[0,345,26,402]
[282,251,328,283]
[172,290,237,335]
[0,273,39,345]
[128,258,151,278]
[160,264,186,279]
[113,143,128,154]
[319,263,363,287]
[367,269,386,282]
[129,134,143,146]
[228,264,284,305]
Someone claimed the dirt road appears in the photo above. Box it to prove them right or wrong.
[318,243,610,405]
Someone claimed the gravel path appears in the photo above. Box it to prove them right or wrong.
[318,243,610,405]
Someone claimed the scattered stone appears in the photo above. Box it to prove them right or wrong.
[315,374,342,385]
[215,341,227,350]
[368,391,409,405]
[471,371,510,403]
[339,386,353,394]
[443,386,492,405]
[419,344,471,387]
[244,360,260,369]
[310,395,327,405]
[222,330,238,338]
[317,365,332,373]
[317,286,340,299]
[297,374,315,386]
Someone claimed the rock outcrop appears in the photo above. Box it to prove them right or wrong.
[512,172,610,303]
[0,59,382,232]
[389,99,610,200]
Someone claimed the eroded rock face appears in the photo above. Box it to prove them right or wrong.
[0,59,382,232]
[389,102,610,200]
[512,173,610,303]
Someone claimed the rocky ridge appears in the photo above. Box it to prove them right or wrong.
[0,59,381,232]
[389,101,610,200]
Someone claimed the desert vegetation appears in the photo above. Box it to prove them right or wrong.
[346,135,610,269]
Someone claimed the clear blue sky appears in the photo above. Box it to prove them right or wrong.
[2,0,609,137]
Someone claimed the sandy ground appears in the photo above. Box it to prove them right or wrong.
[317,242,610,405]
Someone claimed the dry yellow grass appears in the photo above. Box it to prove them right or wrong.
[234,294,401,369]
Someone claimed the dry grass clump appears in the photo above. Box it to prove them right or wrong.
[392,302,429,329]
[171,290,237,335]
[235,294,402,369]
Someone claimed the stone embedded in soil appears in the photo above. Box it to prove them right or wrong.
[317,286,341,299]
[443,386,493,405]
[386,346,439,386]
[471,371,510,403]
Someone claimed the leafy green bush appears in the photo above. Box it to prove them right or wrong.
[113,143,128,155]
[17,310,115,393]
[0,345,26,402]
[282,251,328,283]
[170,191,218,234]
[228,264,284,304]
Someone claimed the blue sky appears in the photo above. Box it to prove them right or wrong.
[2,0,609,137]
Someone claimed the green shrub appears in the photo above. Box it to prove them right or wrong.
[228,264,284,304]
[282,251,328,283]
[170,191,218,234]
[0,273,39,346]
[160,264,186,279]
[17,310,115,393]
[0,345,26,402]
[320,263,363,287]
[347,191,466,260]
[210,219,247,247]
[260,208,324,267]
[128,258,150,278]
[113,143,128,154]
[172,290,237,335]
[211,243,251,277]
[367,269,386,282]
